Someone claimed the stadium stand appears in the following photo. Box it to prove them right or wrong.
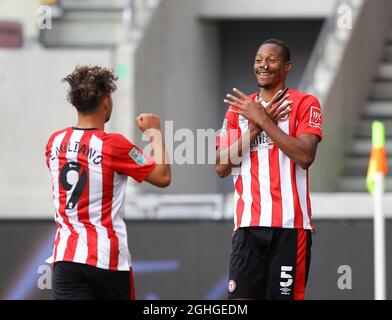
[0,21,23,48]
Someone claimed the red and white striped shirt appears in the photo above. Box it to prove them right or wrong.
[217,89,322,231]
[45,127,156,271]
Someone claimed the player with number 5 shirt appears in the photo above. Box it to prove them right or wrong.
[216,39,322,300]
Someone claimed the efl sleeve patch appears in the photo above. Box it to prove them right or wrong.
[109,134,156,182]
[129,147,148,165]
[295,97,323,140]
[309,106,322,129]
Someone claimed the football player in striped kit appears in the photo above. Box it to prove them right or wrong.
[216,39,322,300]
[45,66,171,300]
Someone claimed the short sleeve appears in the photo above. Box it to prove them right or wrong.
[45,137,53,168]
[295,96,323,141]
[216,108,241,149]
[45,129,66,168]
[109,134,156,183]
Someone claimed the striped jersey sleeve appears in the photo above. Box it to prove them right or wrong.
[216,108,241,149]
[108,134,156,183]
[295,95,323,141]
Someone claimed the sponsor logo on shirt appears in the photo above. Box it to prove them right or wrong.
[129,147,147,165]
[250,131,274,151]
[309,106,322,129]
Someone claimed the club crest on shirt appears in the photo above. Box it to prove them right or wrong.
[309,106,322,129]
[129,147,147,165]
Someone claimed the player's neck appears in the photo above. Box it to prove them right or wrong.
[259,84,287,102]
[76,114,105,131]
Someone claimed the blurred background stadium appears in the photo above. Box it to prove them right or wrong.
[0,0,392,299]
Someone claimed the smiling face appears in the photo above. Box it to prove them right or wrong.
[254,43,292,89]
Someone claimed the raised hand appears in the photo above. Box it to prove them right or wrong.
[264,92,292,123]
[135,113,162,133]
[224,88,292,126]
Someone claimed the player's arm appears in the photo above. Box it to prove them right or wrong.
[216,89,293,178]
[135,114,171,188]
[255,120,319,169]
[215,126,262,178]
[225,88,319,170]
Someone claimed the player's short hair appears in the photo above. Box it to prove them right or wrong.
[62,65,118,113]
[260,39,291,62]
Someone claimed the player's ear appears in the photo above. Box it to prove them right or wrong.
[285,61,292,73]
[102,95,110,111]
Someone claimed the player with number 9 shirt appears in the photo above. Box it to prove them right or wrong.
[45,66,171,300]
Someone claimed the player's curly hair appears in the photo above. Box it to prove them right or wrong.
[62,65,118,113]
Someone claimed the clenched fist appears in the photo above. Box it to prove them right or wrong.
[135,113,162,133]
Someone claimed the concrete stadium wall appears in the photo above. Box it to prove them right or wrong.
[0,49,113,217]
[133,0,324,195]
[0,0,41,40]
[133,0,222,194]
[311,0,392,191]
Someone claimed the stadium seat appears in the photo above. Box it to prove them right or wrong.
[0,21,23,48]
